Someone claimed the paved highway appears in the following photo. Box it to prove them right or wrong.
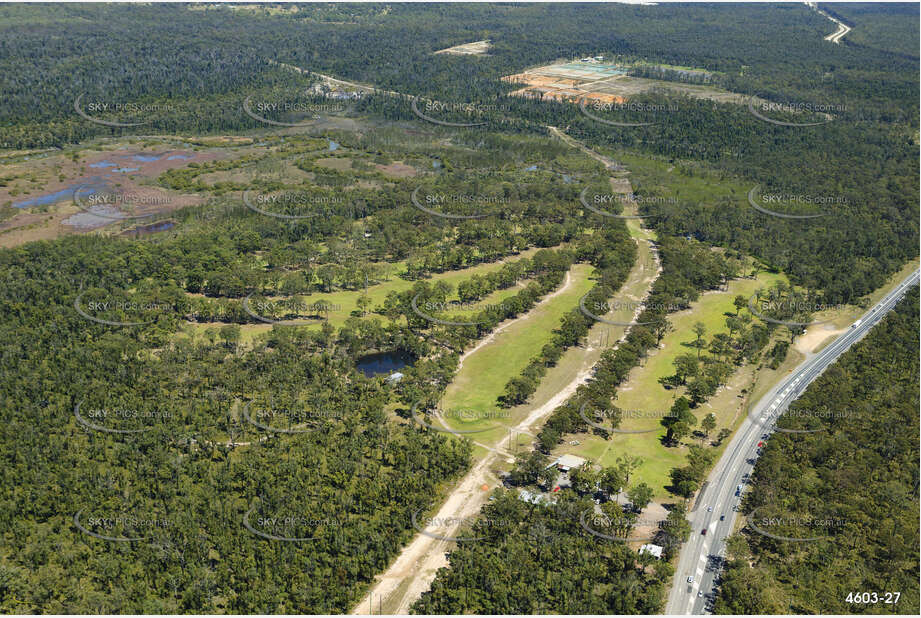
[665,268,920,615]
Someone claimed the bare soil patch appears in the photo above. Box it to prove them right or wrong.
[374,161,417,178]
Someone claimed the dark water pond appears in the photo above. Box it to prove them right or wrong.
[356,351,413,377]
[121,220,176,237]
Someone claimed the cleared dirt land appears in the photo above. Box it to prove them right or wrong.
[434,40,491,55]
[504,61,749,105]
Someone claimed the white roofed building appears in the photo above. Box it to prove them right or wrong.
[639,543,663,559]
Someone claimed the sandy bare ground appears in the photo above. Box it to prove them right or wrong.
[434,40,491,56]
[794,323,847,355]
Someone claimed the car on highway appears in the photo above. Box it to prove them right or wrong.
[720,514,725,521]
[707,506,712,512]
[698,591,703,597]
[701,528,707,535]
[687,576,694,584]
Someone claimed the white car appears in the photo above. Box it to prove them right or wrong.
[687,576,694,584]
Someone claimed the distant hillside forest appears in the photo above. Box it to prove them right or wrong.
[714,287,920,614]
[1,2,917,308]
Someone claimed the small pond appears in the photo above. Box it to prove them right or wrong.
[121,220,176,237]
[356,351,413,377]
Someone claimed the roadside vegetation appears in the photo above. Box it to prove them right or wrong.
[714,288,919,615]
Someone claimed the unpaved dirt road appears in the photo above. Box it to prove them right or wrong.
[352,269,580,615]
[547,125,623,170]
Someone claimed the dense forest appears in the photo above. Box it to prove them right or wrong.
[0,229,476,612]
[2,2,916,307]
[714,288,920,614]
[0,118,648,611]
[0,2,918,614]
[411,490,668,614]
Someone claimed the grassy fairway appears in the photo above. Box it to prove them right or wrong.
[440,212,660,454]
[177,246,551,345]
[440,263,595,433]
[259,245,548,327]
[553,270,786,498]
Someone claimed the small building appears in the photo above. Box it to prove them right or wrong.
[518,489,546,505]
[639,544,663,559]
[551,454,587,473]
[386,372,404,383]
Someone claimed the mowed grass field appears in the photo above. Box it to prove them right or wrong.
[439,214,660,457]
[552,269,786,498]
[439,263,596,441]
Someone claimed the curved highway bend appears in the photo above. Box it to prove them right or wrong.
[665,267,920,615]
[805,1,852,44]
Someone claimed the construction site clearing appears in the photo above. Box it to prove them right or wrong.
[503,60,747,105]
[434,40,492,55]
